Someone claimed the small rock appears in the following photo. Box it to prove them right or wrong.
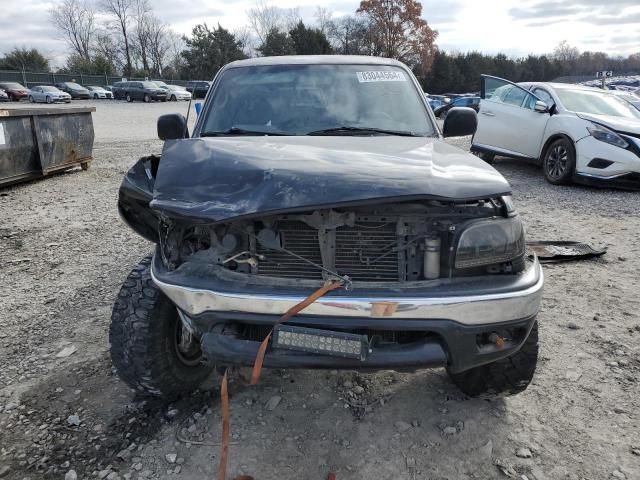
[516,447,533,458]
[67,414,81,426]
[618,256,627,262]
[3,402,18,412]
[566,322,580,330]
[98,470,111,479]
[174,466,182,474]
[342,380,353,389]
[117,449,132,461]
[565,370,582,382]
[65,470,78,480]
[631,449,640,456]
[479,440,493,458]
[0,466,10,478]
[352,385,365,395]
[411,420,419,427]
[106,472,119,480]
[166,409,179,418]
[265,396,282,411]
[56,345,77,358]
[442,426,457,436]
[55,387,64,393]
[394,421,412,432]
[165,453,177,464]
[132,463,142,471]
[611,471,626,479]
[139,470,152,478]
[176,458,184,465]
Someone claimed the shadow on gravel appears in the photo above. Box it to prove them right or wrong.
[4,355,217,479]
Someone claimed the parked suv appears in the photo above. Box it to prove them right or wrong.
[185,80,211,99]
[55,82,91,99]
[113,56,542,400]
[118,81,167,102]
[0,82,29,101]
[434,96,480,119]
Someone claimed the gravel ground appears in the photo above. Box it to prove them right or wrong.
[1,100,639,480]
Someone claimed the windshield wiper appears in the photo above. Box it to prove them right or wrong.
[201,126,287,137]
[306,126,419,137]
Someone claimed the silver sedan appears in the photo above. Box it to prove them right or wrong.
[28,86,71,103]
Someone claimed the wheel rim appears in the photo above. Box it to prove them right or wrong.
[547,144,568,180]
[174,316,203,367]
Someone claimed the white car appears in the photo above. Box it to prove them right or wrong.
[86,86,113,99]
[165,85,192,101]
[472,75,640,188]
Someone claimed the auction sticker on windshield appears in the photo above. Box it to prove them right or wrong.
[356,71,406,82]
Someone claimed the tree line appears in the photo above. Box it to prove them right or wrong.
[0,0,638,92]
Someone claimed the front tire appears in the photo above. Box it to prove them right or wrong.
[126,93,132,103]
[144,94,150,103]
[447,321,539,398]
[109,256,215,398]
[170,95,177,102]
[543,138,575,185]
[46,96,52,104]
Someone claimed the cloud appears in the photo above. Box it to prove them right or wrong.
[510,2,587,20]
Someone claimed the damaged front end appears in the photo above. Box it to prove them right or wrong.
[118,137,542,373]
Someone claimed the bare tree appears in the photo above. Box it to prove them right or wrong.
[147,17,169,75]
[50,0,95,61]
[134,0,152,72]
[552,40,580,63]
[247,1,284,44]
[101,0,135,76]
[314,7,332,34]
[233,26,255,56]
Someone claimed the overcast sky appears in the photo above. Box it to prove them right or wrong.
[1,0,638,68]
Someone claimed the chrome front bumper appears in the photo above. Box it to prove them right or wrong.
[151,258,544,326]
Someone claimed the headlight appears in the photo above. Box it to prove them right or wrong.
[455,218,525,269]
[586,123,628,149]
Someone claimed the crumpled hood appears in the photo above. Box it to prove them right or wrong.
[577,113,640,134]
[150,136,511,223]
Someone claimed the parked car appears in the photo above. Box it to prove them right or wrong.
[0,88,8,102]
[113,56,542,400]
[435,96,480,118]
[55,82,91,99]
[113,81,167,102]
[28,85,71,103]
[185,80,211,99]
[86,85,113,99]
[165,84,192,101]
[472,75,640,188]
[0,82,29,101]
[151,80,170,91]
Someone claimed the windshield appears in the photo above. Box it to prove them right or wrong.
[66,82,84,89]
[40,86,59,92]
[142,82,159,88]
[168,85,186,91]
[555,88,640,119]
[201,64,435,136]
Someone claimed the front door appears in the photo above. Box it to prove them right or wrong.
[473,75,549,159]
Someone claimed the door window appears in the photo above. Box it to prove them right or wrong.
[484,76,538,109]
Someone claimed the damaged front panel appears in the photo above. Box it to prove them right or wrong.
[149,136,512,224]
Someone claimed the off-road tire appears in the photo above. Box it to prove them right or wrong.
[447,321,539,398]
[109,256,215,398]
[543,138,575,185]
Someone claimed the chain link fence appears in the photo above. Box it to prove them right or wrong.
[0,70,190,88]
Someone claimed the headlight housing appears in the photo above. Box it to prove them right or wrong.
[455,218,525,269]
[586,123,628,149]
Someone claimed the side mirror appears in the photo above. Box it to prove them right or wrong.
[442,107,477,138]
[534,100,549,113]
[158,114,188,140]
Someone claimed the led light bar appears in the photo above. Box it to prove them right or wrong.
[273,325,369,361]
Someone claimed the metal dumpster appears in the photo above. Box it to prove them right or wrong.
[0,106,95,187]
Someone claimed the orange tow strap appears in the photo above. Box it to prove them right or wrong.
[217,281,344,480]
